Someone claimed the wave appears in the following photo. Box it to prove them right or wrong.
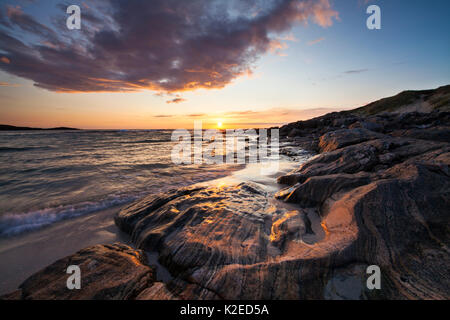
[0,195,138,237]
[0,146,41,152]
[0,164,240,238]
[132,163,170,170]
[132,139,171,144]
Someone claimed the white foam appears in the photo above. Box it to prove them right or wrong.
[0,195,136,237]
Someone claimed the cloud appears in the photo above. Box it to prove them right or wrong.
[269,39,289,56]
[278,32,298,42]
[360,0,377,5]
[343,68,369,74]
[166,97,186,104]
[154,107,343,127]
[0,81,19,87]
[226,122,285,126]
[221,107,342,123]
[187,113,206,117]
[6,5,58,42]
[0,0,338,93]
[153,114,173,118]
[0,56,10,64]
[307,37,325,45]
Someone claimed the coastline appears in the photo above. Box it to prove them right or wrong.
[1,86,449,299]
[0,204,129,295]
[0,155,304,296]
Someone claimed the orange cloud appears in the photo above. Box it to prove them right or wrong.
[309,0,340,27]
[6,5,22,18]
[1,57,10,64]
[166,97,186,104]
[279,33,299,42]
[269,39,289,56]
[0,81,19,87]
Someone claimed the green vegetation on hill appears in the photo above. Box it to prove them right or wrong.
[349,84,450,116]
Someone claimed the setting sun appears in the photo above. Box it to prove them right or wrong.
[217,122,223,128]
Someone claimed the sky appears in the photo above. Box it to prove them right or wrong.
[0,0,449,129]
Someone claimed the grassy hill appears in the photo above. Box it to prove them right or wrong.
[349,84,450,116]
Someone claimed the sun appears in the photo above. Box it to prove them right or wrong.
[217,122,223,128]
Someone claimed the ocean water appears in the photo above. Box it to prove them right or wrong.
[0,130,243,237]
[0,129,311,294]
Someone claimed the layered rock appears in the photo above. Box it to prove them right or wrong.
[1,243,158,300]
[115,182,329,299]
[318,128,384,152]
[274,106,450,299]
[277,156,449,299]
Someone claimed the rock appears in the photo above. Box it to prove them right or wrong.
[275,125,450,299]
[384,112,450,132]
[279,136,447,185]
[112,132,450,299]
[275,172,372,207]
[1,243,157,300]
[391,126,450,143]
[136,282,179,300]
[349,121,383,132]
[280,161,449,299]
[114,182,341,299]
[318,128,385,152]
[324,264,370,300]
[288,128,302,137]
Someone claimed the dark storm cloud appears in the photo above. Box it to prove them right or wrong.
[0,7,11,27]
[6,5,58,41]
[0,0,338,93]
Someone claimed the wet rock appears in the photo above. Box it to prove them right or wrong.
[112,144,450,299]
[1,243,157,300]
[275,172,372,207]
[324,264,370,300]
[114,182,339,299]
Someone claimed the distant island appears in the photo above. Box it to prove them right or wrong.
[0,124,79,131]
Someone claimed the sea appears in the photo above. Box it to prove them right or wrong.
[0,129,242,237]
[0,129,309,294]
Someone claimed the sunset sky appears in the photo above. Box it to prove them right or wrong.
[0,0,449,129]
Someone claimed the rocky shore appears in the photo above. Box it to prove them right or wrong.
[2,85,449,300]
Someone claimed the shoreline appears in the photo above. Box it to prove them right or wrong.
[0,155,303,296]
[1,85,448,299]
[0,204,129,295]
